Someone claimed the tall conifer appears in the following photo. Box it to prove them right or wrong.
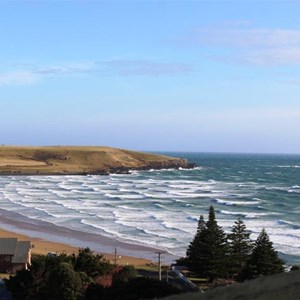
[204,205,229,279]
[186,215,207,275]
[241,228,284,279]
[185,206,229,280]
[228,218,252,276]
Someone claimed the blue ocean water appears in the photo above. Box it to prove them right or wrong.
[0,152,299,264]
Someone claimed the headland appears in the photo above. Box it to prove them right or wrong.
[0,145,193,175]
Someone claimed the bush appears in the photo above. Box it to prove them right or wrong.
[108,277,181,300]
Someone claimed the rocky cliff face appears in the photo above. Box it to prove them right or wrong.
[105,158,195,175]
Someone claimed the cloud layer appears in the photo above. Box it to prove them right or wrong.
[103,60,193,76]
[0,71,39,86]
[0,60,193,86]
[179,24,300,66]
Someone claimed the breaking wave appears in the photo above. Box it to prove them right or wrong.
[0,152,299,264]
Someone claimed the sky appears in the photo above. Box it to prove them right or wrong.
[1,0,300,153]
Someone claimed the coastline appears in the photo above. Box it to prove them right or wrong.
[0,209,165,266]
[0,146,193,176]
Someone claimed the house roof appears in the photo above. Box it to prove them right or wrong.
[12,241,31,264]
[0,238,18,255]
[0,238,31,264]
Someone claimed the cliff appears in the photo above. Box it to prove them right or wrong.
[0,146,192,175]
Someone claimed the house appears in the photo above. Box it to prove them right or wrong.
[0,238,31,273]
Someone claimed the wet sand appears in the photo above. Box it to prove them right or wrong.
[0,209,161,266]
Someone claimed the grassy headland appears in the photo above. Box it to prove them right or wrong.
[0,146,191,175]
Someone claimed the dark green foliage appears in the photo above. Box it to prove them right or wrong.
[228,218,253,276]
[85,277,181,300]
[184,207,285,282]
[84,283,105,300]
[112,265,138,287]
[42,262,84,300]
[72,247,113,278]
[175,256,188,266]
[5,269,34,300]
[6,248,113,300]
[204,205,229,279]
[291,265,300,271]
[5,254,72,300]
[78,271,93,287]
[6,247,180,300]
[240,228,284,280]
[186,215,206,258]
[185,215,207,274]
[107,277,181,300]
[185,206,229,280]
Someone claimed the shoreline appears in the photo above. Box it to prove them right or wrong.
[0,209,174,266]
[0,226,151,266]
[0,163,196,176]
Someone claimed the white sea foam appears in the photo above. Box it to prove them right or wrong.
[276,165,300,170]
[187,216,199,222]
[216,199,261,206]
[219,210,273,219]
[0,167,299,262]
[143,192,173,199]
[116,205,142,211]
[278,220,300,229]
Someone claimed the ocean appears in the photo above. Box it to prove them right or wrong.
[0,152,299,265]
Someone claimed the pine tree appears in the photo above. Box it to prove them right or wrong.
[241,228,284,279]
[185,206,229,280]
[185,215,208,275]
[228,218,252,276]
[186,215,206,258]
[204,205,229,279]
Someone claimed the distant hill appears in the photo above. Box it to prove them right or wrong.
[0,146,191,175]
[164,270,300,300]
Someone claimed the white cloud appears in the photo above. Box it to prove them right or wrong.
[190,28,300,48]
[243,47,300,66]
[34,62,94,75]
[0,71,39,86]
[179,24,300,66]
[0,59,193,86]
[0,62,94,86]
[103,59,193,76]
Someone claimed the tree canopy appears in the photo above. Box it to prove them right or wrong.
[241,228,284,279]
[185,206,229,280]
[184,206,285,281]
[72,247,112,277]
[43,262,84,300]
[228,218,253,275]
[5,247,181,300]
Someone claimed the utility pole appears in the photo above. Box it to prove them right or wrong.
[114,248,117,266]
[155,251,165,281]
[114,248,121,266]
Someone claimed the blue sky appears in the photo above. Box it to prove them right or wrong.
[1,1,300,153]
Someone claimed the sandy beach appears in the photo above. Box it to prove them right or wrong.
[0,211,155,266]
[0,226,151,266]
